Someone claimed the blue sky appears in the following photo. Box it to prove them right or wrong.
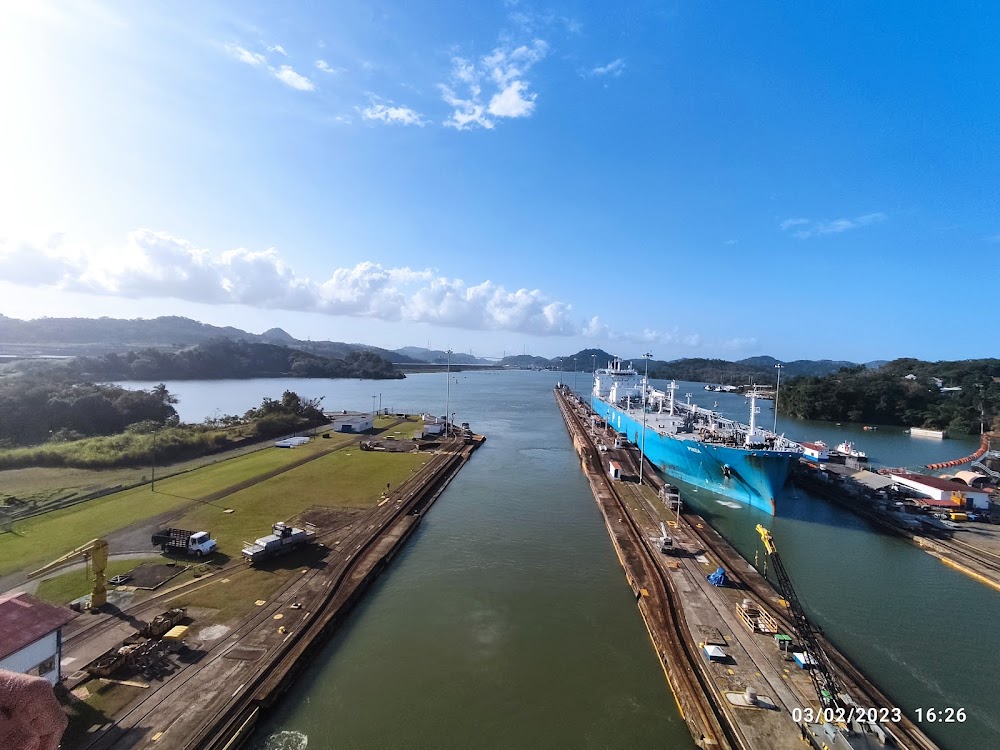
[0,1,997,362]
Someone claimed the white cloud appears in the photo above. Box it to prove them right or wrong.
[779,212,886,239]
[359,96,427,126]
[0,230,584,337]
[274,65,315,91]
[225,43,266,66]
[580,316,703,349]
[723,239,738,246]
[488,81,536,118]
[222,42,315,92]
[315,59,341,74]
[590,58,625,77]
[440,39,548,130]
[779,218,809,231]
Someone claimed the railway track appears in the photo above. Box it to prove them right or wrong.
[935,536,1000,575]
[67,444,467,750]
[608,434,938,750]
[187,444,470,750]
[555,390,740,750]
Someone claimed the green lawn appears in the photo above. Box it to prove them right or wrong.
[0,437,350,577]
[166,560,307,624]
[34,558,155,604]
[171,449,429,556]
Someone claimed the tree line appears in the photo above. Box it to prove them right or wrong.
[67,339,403,380]
[777,359,1000,434]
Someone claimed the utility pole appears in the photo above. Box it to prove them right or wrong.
[640,352,652,485]
[371,394,376,422]
[151,428,157,492]
[773,363,784,433]
[445,349,452,437]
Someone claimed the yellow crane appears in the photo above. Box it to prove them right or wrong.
[29,538,110,609]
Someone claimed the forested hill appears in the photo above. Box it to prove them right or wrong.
[500,348,864,383]
[66,340,404,380]
[778,359,1000,433]
[0,314,422,364]
[648,356,860,384]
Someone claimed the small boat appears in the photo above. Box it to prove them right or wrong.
[835,441,868,460]
[863,425,878,431]
[800,441,831,462]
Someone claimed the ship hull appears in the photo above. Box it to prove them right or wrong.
[591,397,795,515]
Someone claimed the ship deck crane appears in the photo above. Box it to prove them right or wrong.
[755,524,842,710]
[29,538,110,609]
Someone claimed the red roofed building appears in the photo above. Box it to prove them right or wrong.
[0,591,77,684]
[889,472,991,510]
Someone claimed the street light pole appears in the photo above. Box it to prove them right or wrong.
[640,352,652,485]
[773,363,783,433]
[445,349,452,437]
[372,394,376,422]
[574,357,578,392]
[151,428,156,491]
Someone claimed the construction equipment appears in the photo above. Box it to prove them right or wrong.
[139,607,187,638]
[755,524,842,710]
[29,538,110,609]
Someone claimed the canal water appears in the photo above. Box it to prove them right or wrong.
[119,371,1000,749]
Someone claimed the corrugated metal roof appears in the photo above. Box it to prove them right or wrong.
[849,470,895,490]
[0,592,77,660]
[890,472,988,495]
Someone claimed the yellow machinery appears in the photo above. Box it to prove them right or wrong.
[29,538,110,609]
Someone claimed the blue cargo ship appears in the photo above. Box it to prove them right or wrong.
[591,360,801,514]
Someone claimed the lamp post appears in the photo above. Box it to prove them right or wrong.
[151,427,158,492]
[773,363,784,433]
[640,352,652,485]
[445,349,452,437]
[371,394,377,422]
[574,357,578,392]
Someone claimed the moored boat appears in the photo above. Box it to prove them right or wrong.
[834,441,868,461]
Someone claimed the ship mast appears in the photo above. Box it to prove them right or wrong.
[668,380,676,416]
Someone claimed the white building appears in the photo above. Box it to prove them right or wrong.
[332,415,374,433]
[889,472,991,510]
[0,592,76,685]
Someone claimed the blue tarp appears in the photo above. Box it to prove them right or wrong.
[707,567,728,586]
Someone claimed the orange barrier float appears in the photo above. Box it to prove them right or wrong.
[926,435,989,470]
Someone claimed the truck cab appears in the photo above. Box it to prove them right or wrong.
[188,531,217,556]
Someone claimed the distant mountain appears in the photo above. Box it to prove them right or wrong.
[502,348,865,384]
[498,348,617,370]
[260,327,296,343]
[393,346,490,365]
[498,354,553,368]
[67,339,404,381]
[0,314,424,364]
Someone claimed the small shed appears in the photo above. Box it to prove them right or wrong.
[333,416,374,434]
[703,644,728,662]
[793,651,817,669]
[608,461,622,480]
[0,592,77,685]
